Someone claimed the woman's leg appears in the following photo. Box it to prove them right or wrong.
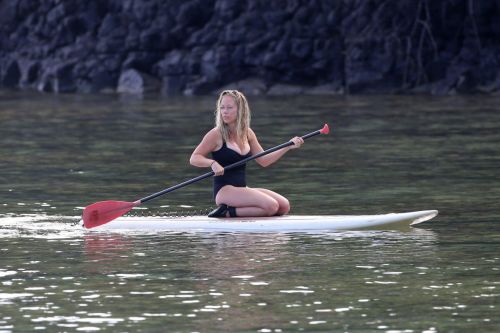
[253,188,290,215]
[215,186,280,217]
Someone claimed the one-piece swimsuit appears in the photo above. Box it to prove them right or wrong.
[211,142,252,198]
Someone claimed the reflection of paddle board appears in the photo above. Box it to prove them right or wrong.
[90,210,438,232]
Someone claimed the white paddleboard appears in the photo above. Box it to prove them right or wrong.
[90,210,438,232]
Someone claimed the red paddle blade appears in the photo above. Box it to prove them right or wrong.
[82,200,139,229]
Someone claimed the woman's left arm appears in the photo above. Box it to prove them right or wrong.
[248,129,304,167]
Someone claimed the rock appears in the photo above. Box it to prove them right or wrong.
[117,69,160,95]
[155,50,185,76]
[185,47,204,75]
[217,78,267,96]
[1,59,21,87]
[263,11,288,25]
[123,52,162,73]
[201,47,229,82]
[18,59,40,88]
[86,70,118,93]
[139,29,167,51]
[184,76,215,95]
[430,79,456,96]
[46,3,66,27]
[177,0,213,28]
[1,0,500,96]
[267,84,304,95]
[231,45,245,67]
[0,0,19,28]
[98,13,124,38]
[291,38,311,59]
[36,63,76,93]
[53,63,77,93]
[477,72,500,93]
[161,75,187,96]
[293,5,312,25]
[304,84,343,95]
[214,0,245,20]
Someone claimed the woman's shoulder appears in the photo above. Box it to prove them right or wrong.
[204,127,223,148]
[247,127,257,141]
[206,127,222,138]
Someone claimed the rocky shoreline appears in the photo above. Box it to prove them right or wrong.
[1,0,500,96]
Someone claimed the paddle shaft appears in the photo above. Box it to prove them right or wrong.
[139,128,324,204]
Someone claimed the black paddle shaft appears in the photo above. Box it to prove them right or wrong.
[139,127,325,203]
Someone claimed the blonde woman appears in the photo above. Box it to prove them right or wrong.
[190,90,304,217]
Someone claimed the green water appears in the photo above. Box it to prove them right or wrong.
[0,91,499,332]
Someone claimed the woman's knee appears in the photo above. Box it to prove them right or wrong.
[262,199,279,216]
[254,188,290,216]
[277,198,290,215]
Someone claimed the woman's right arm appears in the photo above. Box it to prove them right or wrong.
[190,129,224,175]
[190,128,218,167]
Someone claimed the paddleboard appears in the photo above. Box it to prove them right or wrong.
[88,210,438,232]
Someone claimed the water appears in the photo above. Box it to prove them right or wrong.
[0,91,499,332]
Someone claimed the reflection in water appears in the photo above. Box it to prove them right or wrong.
[83,234,134,274]
[78,228,441,332]
[1,215,499,331]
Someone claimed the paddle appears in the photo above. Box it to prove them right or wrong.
[82,124,330,228]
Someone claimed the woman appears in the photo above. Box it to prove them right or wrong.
[190,90,304,217]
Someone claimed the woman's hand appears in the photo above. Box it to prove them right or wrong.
[211,161,224,176]
[289,136,304,149]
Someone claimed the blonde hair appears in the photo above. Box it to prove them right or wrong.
[215,90,251,143]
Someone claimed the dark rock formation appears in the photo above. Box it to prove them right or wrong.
[117,68,160,94]
[1,0,499,96]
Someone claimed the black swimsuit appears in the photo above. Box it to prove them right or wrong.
[212,142,252,198]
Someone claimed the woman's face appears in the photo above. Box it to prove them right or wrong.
[219,95,237,124]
